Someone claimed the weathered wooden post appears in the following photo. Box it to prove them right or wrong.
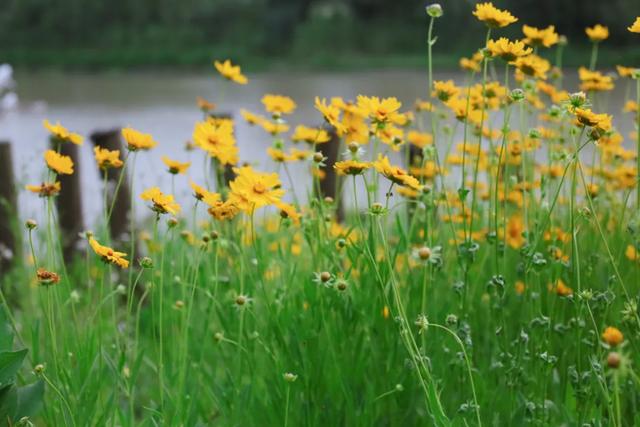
[0,142,18,273]
[316,127,344,221]
[90,129,134,244]
[50,139,84,262]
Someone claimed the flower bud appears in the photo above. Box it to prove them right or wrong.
[426,3,443,18]
[320,271,331,283]
[33,364,45,375]
[607,352,621,369]
[25,219,37,230]
[417,246,431,260]
[313,152,324,163]
[283,372,298,382]
[140,257,154,268]
[348,142,360,153]
[167,217,179,228]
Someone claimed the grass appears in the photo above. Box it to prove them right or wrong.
[2,5,640,427]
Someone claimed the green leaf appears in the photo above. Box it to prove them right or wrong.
[0,384,18,423]
[0,309,13,353]
[14,380,44,421]
[0,349,28,387]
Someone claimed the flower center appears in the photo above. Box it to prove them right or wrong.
[253,183,267,194]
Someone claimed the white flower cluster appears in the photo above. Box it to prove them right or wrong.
[0,64,18,113]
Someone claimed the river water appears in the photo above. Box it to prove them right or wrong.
[1,69,634,227]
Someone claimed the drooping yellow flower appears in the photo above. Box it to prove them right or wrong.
[122,127,158,151]
[602,327,624,347]
[473,2,518,28]
[486,38,532,62]
[258,120,290,136]
[25,182,61,197]
[161,156,191,175]
[334,160,372,176]
[94,147,123,170]
[585,24,609,42]
[43,120,83,145]
[89,237,129,268]
[261,94,296,116]
[513,54,550,80]
[432,80,460,102]
[140,187,181,215]
[291,125,331,144]
[214,59,248,85]
[522,25,559,48]
[192,120,238,165]
[459,51,484,73]
[228,166,285,212]
[189,181,221,207]
[356,95,402,124]
[44,149,74,175]
[629,17,640,33]
[373,154,421,191]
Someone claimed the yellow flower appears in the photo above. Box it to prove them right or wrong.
[373,154,421,191]
[554,279,573,296]
[356,95,402,124]
[459,51,484,73]
[522,25,559,48]
[89,237,129,268]
[334,160,372,176]
[473,2,517,28]
[36,268,60,286]
[261,94,296,116]
[214,59,248,84]
[161,156,191,175]
[140,187,181,215]
[196,96,216,112]
[407,131,433,149]
[291,125,331,144]
[315,97,345,132]
[602,327,624,347]
[626,244,638,261]
[275,201,301,224]
[486,38,532,62]
[432,80,460,102]
[616,65,636,78]
[228,166,285,212]
[208,200,240,221]
[505,215,525,249]
[629,17,640,33]
[44,149,74,175]
[189,181,221,207]
[585,24,609,42]
[192,120,238,165]
[122,127,158,151]
[574,108,612,134]
[25,182,61,197]
[259,120,290,136]
[94,147,123,170]
[43,120,83,145]
[240,109,267,126]
[513,54,550,80]
[578,67,614,92]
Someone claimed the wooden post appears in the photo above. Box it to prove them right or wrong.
[51,140,84,262]
[90,129,135,245]
[0,142,18,273]
[316,127,344,221]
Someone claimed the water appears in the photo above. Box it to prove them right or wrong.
[1,69,633,227]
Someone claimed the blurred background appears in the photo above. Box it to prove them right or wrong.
[1,0,638,69]
[0,0,638,228]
